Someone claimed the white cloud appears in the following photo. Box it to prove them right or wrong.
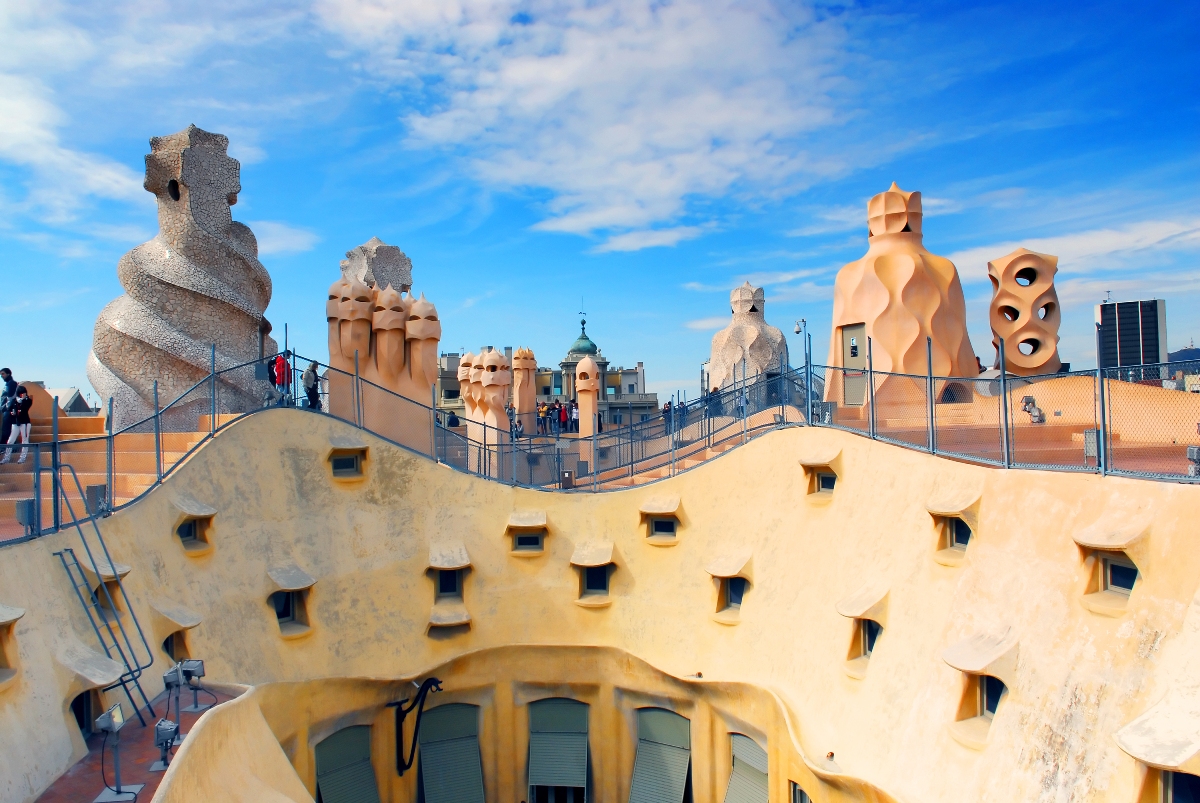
[593,226,703,253]
[947,217,1200,282]
[684,316,728,331]
[249,221,320,255]
[682,281,729,292]
[317,0,851,240]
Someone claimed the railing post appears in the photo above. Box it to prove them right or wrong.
[926,337,935,454]
[1096,323,1108,476]
[106,397,114,512]
[998,338,1011,468]
[51,398,60,531]
[805,333,813,426]
[153,381,162,482]
[867,337,876,439]
[33,444,42,536]
[592,415,598,492]
[209,344,216,435]
[430,385,437,462]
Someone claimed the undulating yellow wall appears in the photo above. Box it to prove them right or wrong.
[2,409,1198,802]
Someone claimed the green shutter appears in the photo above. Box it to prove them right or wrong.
[528,732,589,787]
[722,735,767,803]
[315,726,381,803]
[628,740,690,803]
[419,704,485,803]
[528,699,589,789]
[637,709,690,749]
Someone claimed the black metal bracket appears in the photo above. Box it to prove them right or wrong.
[386,677,442,775]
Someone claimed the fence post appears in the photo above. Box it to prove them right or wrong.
[106,397,114,511]
[592,415,598,491]
[926,337,935,454]
[153,381,162,482]
[33,444,42,536]
[805,333,814,426]
[51,398,60,531]
[867,337,876,439]
[998,338,1011,468]
[1095,323,1108,475]
[430,385,437,462]
[209,344,216,435]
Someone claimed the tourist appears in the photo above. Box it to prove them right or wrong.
[302,362,321,411]
[274,351,291,405]
[1,386,32,464]
[0,368,15,445]
[506,403,516,428]
[559,402,569,435]
[447,411,460,428]
[663,400,673,434]
[536,403,546,435]
[571,401,579,432]
[514,418,524,438]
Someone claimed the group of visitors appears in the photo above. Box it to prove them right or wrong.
[262,352,322,412]
[0,367,32,464]
[536,400,580,435]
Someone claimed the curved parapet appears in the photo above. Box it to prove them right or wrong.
[89,125,275,430]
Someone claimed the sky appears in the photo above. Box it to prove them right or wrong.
[1,0,1197,403]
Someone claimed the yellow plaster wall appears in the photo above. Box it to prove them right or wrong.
[2,409,1199,802]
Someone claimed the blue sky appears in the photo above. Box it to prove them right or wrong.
[2,0,1197,402]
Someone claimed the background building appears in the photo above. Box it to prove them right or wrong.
[435,321,659,428]
[1096,299,1168,368]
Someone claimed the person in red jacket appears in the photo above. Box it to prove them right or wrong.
[274,351,291,405]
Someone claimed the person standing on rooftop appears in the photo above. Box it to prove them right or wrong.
[1,385,32,464]
[0,368,15,446]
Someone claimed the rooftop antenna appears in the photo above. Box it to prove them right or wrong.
[1104,290,1113,304]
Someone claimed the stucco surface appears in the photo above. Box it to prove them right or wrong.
[2,411,1199,802]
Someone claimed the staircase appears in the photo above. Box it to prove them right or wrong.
[53,465,156,726]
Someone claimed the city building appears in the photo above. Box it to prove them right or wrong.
[1096,298,1169,368]
[435,320,659,427]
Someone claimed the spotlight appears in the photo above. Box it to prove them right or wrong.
[180,659,212,714]
[92,703,144,802]
[149,719,180,772]
[162,663,187,745]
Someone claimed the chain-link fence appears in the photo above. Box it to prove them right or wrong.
[1006,369,1101,471]
[1104,361,1200,479]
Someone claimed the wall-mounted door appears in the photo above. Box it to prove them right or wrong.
[840,324,867,406]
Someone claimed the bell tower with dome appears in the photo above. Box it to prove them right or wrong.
[558,319,609,399]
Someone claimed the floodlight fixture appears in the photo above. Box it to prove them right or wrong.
[91,703,144,803]
[180,659,213,714]
[149,719,180,772]
[163,663,185,689]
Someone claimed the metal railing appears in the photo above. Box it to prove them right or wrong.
[4,340,1199,546]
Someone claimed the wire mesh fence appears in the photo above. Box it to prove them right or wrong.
[10,347,1200,547]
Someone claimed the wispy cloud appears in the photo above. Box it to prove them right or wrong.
[947,217,1200,282]
[318,0,854,241]
[684,316,728,331]
[682,281,729,292]
[248,221,320,256]
[593,226,704,253]
[1,286,92,313]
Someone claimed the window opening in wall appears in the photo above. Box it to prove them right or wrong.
[417,703,485,803]
[860,619,882,657]
[176,516,212,552]
[0,623,14,683]
[818,472,836,492]
[650,518,677,537]
[1163,770,1200,802]
[723,577,748,610]
[584,566,608,595]
[513,530,545,552]
[949,517,972,549]
[629,708,691,803]
[791,782,812,803]
[1103,554,1138,595]
[980,675,1006,719]
[271,591,295,623]
[438,569,462,598]
[330,451,363,477]
[528,699,589,803]
[71,691,99,739]
[724,734,768,803]
[162,631,189,662]
[91,581,123,621]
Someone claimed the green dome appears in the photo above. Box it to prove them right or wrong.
[567,319,598,355]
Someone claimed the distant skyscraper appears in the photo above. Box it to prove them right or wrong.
[1095,299,1167,368]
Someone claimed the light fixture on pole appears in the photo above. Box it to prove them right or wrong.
[149,718,180,772]
[163,663,187,745]
[180,659,212,713]
[92,703,143,802]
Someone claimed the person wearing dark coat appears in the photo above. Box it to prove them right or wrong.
[1,385,32,464]
[0,368,15,446]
